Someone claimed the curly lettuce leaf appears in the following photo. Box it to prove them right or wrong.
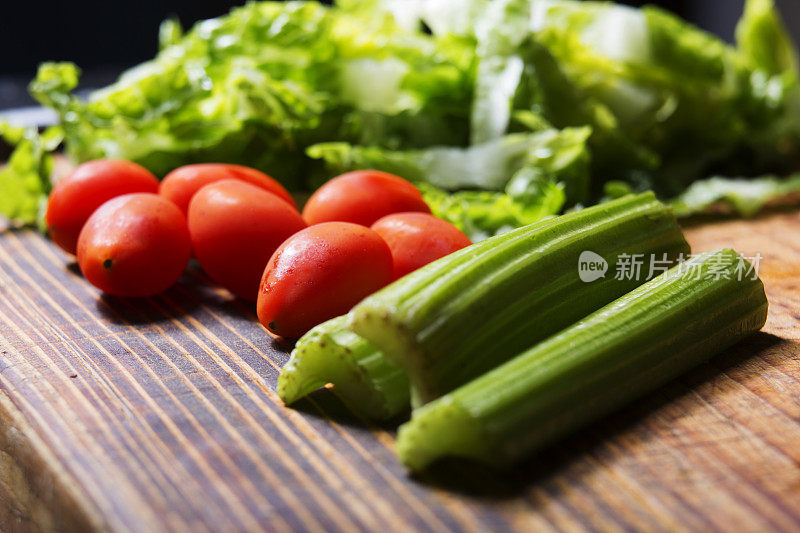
[6,0,799,232]
[471,0,656,145]
[308,126,590,203]
[308,137,531,190]
[308,127,586,238]
[0,124,62,229]
[419,182,564,241]
[470,0,800,196]
[28,2,474,185]
[337,0,489,37]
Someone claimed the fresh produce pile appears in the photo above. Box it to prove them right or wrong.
[2,0,800,239]
[40,155,769,472]
[0,0,779,472]
[281,195,768,470]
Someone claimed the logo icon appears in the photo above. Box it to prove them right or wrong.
[578,251,608,283]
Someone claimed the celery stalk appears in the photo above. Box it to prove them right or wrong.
[348,192,690,405]
[396,249,769,470]
[277,316,409,421]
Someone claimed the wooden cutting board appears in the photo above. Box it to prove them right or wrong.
[0,211,799,533]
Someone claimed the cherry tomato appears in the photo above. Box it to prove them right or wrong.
[371,212,472,280]
[188,180,307,301]
[301,170,430,227]
[160,163,296,214]
[257,222,393,338]
[46,159,159,255]
[77,194,190,297]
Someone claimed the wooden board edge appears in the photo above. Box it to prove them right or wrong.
[0,390,107,532]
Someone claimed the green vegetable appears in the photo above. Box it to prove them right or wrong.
[471,0,800,193]
[27,2,475,183]
[737,0,798,76]
[396,249,768,470]
[309,126,590,238]
[277,316,409,421]
[338,0,490,37]
[671,174,800,217]
[0,123,62,228]
[348,192,690,405]
[418,182,564,241]
[309,127,590,198]
[3,0,799,230]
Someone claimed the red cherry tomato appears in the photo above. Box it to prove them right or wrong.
[257,222,394,338]
[46,159,159,255]
[188,180,307,301]
[301,170,430,227]
[77,194,190,297]
[159,163,296,214]
[371,212,472,280]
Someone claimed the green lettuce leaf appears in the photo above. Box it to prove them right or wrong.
[308,127,588,239]
[737,0,799,75]
[308,126,591,203]
[337,0,489,36]
[671,174,800,217]
[4,0,799,233]
[27,2,474,184]
[0,124,63,229]
[419,182,564,241]
[470,0,800,196]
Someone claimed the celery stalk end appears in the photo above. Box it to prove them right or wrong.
[396,398,487,471]
[277,316,410,421]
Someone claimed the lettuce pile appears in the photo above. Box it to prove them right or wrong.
[2,0,799,238]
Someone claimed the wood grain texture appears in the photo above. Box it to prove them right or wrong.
[0,212,798,533]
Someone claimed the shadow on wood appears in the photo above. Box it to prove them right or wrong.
[377,333,787,500]
[96,286,201,326]
[289,387,407,433]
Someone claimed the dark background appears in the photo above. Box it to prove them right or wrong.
[0,0,798,110]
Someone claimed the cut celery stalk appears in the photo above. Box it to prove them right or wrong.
[277,316,409,421]
[348,192,690,405]
[396,249,769,470]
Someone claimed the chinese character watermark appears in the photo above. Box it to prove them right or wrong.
[579,251,762,283]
